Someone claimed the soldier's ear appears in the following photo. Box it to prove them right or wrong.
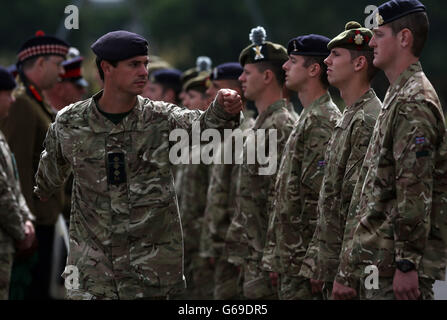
[353,56,367,72]
[308,63,320,78]
[399,28,414,50]
[101,60,114,77]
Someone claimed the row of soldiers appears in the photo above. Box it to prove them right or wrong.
[172,0,447,301]
[0,0,445,300]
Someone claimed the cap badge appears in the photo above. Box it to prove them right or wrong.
[253,45,264,60]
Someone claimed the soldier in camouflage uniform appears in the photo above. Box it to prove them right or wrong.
[332,0,447,300]
[177,72,215,300]
[0,67,35,299]
[199,62,254,300]
[298,22,382,299]
[33,31,243,300]
[261,34,341,300]
[225,26,297,300]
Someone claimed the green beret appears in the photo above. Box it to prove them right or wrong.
[239,26,288,66]
[328,21,373,51]
[183,71,211,93]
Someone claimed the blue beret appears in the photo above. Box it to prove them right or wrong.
[91,30,148,61]
[150,68,182,90]
[210,62,243,81]
[17,30,69,64]
[287,34,331,57]
[0,66,16,91]
[376,0,426,26]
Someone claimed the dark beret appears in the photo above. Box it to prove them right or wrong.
[375,0,426,27]
[0,66,17,91]
[287,34,331,56]
[91,30,148,61]
[239,26,288,66]
[150,68,182,91]
[210,62,243,81]
[61,56,88,87]
[328,21,374,51]
[17,30,69,64]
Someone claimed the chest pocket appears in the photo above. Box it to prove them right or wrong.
[72,137,108,195]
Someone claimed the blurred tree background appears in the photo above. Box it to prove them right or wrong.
[0,0,445,108]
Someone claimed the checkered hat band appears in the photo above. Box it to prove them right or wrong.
[18,44,68,62]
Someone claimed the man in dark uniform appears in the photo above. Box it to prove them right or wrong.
[0,31,69,300]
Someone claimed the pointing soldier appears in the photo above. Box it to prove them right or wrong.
[34,30,243,300]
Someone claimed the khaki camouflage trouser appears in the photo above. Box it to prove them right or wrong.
[242,259,277,300]
[278,274,323,300]
[214,256,243,300]
[0,253,13,300]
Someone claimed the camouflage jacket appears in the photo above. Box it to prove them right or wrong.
[225,99,296,266]
[336,62,447,288]
[200,110,256,258]
[262,92,341,276]
[0,130,34,254]
[34,90,240,299]
[178,147,212,271]
[299,89,381,281]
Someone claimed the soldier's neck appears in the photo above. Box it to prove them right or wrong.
[298,83,327,109]
[99,88,137,114]
[339,78,371,108]
[384,54,419,85]
[254,87,283,114]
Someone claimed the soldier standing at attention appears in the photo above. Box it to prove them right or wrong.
[33,30,243,300]
[225,26,296,300]
[261,34,341,300]
[200,62,255,300]
[298,22,381,299]
[332,0,447,300]
[0,67,35,299]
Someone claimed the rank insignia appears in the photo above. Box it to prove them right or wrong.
[107,152,127,185]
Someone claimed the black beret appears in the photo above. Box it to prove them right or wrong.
[375,0,426,27]
[0,66,17,91]
[150,68,182,91]
[210,62,243,81]
[239,26,288,66]
[328,21,374,51]
[17,30,69,64]
[287,34,331,56]
[91,30,148,61]
[61,56,88,87]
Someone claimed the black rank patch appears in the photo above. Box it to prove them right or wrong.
[107,152,127,185]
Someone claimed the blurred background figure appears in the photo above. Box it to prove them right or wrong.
[44,48,89,113]
[0,30,69,300]
[141,68,182,104]
[180,56,212,108]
